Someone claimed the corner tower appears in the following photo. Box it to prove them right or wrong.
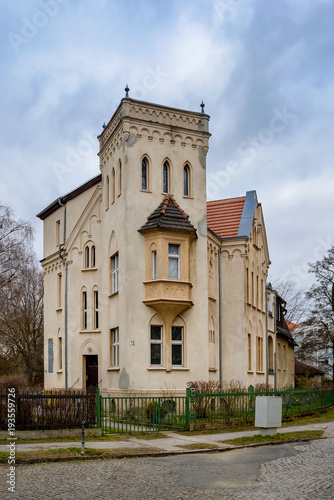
[98,95,211,394]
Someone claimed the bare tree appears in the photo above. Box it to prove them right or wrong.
[300,245,334,380]
[0,261,44,384]
[0,203,33,290]
[270,279,308,326]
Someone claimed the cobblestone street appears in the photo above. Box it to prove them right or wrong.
[1,438,333,499]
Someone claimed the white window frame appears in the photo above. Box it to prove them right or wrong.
[83,291,87,330]
[94,290,99,329]
[111,253,119,293]
[168,244,180,280]
[111,328,119,367]
[150,325,162,365]
[171,326,183,366]
[152,250,157,279]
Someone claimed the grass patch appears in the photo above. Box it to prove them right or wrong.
[282,406,334,427]
[0,432,168,445]
[0,446,161,463]
[220,430,323,446]
[176,442,218,450]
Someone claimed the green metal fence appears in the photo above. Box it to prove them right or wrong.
[97,391,187,433]
[96,386,333,433]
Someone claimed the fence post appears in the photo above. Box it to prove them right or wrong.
[96,388,101,429]
[248,385,254,417]
[185,387,190,431]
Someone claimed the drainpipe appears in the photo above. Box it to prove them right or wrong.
[274,291,277,390]
[58,198,68,389]
[265,284,270,387]
[218,248,223,387]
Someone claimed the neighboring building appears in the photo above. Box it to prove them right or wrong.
[37,95,295,395]
[295,359,324,387]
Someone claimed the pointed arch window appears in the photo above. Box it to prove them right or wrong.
[163,161,170,194]
[105,175,110,209]
[142,157,148,191]
[112,168,115,203]
[183,164,190,197]
[85,246,90,268]
[118,160,122,195]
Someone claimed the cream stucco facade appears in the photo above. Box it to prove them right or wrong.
[38,96,295,395]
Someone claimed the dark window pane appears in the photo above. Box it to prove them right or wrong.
[151,344,161,364]
[172,326,182,341]
[184,166,189,196]
[151,325,161,340]
[142,159,147,190]
[172,344,182,365]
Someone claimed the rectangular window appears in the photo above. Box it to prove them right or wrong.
[277,342,281,370]
[261,279,264,310]
[94,291,99,329]
[168,244,180,279]
[283,344,286,370]
[248,334,252,371]
[152,250,157,279]
[256,275,259,308]
[251,272,254,305]
[111,328,119,367]
[56,220,61,246]
[150,325,162,365]
[48,338,53,373]
[111,253,119,293]
[246,267,249,303]
[83,291,87,330]
[256,336,263,372]
[58,337,62,371]
[172,326,183,366]
[57,274,62,309]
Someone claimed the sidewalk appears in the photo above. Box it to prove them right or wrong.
[1,420,333,455]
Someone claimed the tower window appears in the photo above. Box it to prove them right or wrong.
[142,157,148,190]
[150,325,162,365]
[183,164,190,196]
[168,244,180,279]
[163,161,169,193]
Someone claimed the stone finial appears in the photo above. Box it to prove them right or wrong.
[200,100,205,114]
[102,122,106,129]
[125,84,130,98]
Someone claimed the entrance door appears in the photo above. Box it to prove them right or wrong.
[85,355,98,389]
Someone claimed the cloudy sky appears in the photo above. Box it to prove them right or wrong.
[1,0,333,290]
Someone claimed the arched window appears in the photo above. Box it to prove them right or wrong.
[91,246,96,268]
[268,336,274,372]
[118,160,122,195]
[163,161,170,193]
[85,246,90,268]
[142,157,148,190]
[82,290,87,330]
[105,175,110,209]
[183,164,190,196]
[112,168,115,203]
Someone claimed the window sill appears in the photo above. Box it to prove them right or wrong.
[147,366,166,371]
[247,370,254,374]
[82,268,98,272]
[182,195,194,200]
[107,367,120,371]
[109,291,119,298]
[140,189,152,193]
[256,371,265,374]
[209,368,217,372]
[171,367,189,371]
[79,330,101,334]
[57,370,63,374]
[56,307,62,312]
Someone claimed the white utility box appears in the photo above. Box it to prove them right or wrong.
[255,396,282,436]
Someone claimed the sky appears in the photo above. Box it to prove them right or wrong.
[1,0,333,292]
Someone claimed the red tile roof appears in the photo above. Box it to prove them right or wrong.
[207,196,246,239]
